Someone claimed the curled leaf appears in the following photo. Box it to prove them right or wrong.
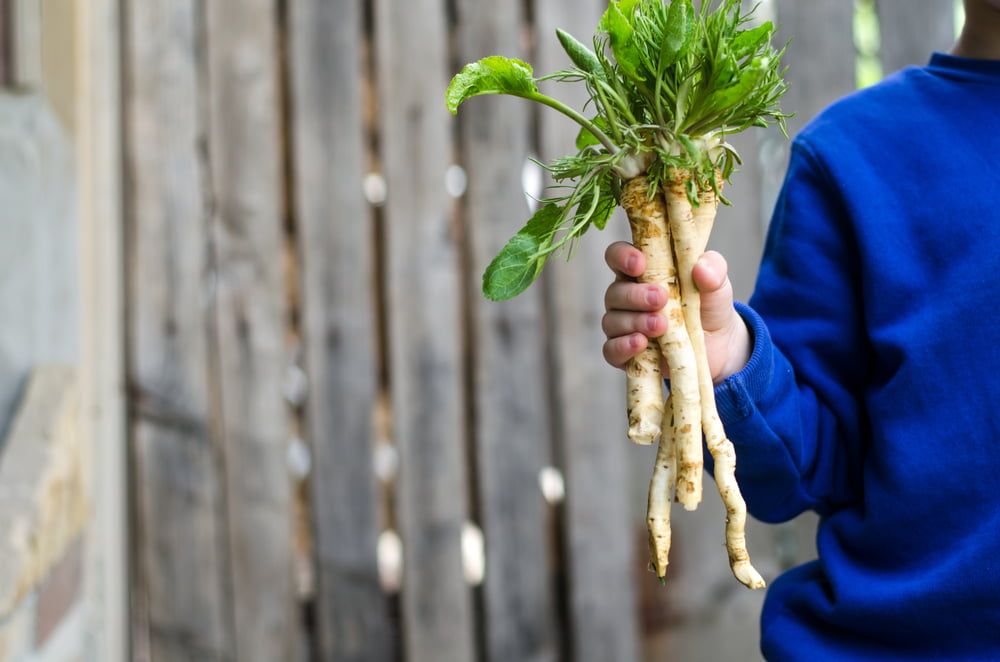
[446,56,537,114]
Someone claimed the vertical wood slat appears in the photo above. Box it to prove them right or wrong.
[288,0,395,659]
[77,0,128,656]
[454,1,559,661]
[125,0,231,659]
[775,1,857,138]
[534,4,641,662]
[203,1,299,661]
[374,0,475,660]
[11,0,40,87]
[877,0,955,75]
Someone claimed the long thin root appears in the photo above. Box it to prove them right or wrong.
[676,174,765,589]
[646,395,675,579]
[661,175,703,511]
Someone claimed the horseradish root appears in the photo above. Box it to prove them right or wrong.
[672,174,764,588]
[447,0,788,590]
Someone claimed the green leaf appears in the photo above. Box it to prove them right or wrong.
[731,22,774,59]
[522,202,565,239]
[556,29,604,78]
[599,2,644,80]
[482,234,544,301]
[446,56,537,115]
[704,65,764,113]
[675,76,693,127]
[659,0,693,71]
[619,0,641,19]
[482,204,565,300]
[714,49,738,87]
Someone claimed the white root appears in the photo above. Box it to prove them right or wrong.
[674,174,765,589]
[622,173,763,589]
[625,346,665,445]
[662,177,704,511]
[621,177,668,446]
[622,178,701,512]
[646,394,674,580]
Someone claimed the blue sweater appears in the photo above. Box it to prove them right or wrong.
[713,53,1000,660]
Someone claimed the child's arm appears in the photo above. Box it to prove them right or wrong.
[603,140,867,523]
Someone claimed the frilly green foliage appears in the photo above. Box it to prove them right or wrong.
[447,0,790,301]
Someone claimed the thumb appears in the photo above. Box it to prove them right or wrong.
[693,251,735,333]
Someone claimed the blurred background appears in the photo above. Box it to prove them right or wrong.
[0,1,961,661]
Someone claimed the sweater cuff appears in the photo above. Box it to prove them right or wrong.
[713,302,775,424]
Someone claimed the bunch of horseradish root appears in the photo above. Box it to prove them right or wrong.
[447,0,789,588]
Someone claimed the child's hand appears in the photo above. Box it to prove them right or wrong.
[602,242,752,383]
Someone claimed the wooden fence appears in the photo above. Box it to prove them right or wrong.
[122,1,956,660]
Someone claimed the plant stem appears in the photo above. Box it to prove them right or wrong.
[596,79,638,125]
[517,92,619,153]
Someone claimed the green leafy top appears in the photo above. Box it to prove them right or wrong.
[446,0,790,300]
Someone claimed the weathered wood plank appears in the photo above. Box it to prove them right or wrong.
[77,0,128,655]
[454,1,559,661]
[11,0,40,87]
[759,2,857,236]
[124,1,231,658]
[288,0,395,659]
[374,0,475,660]
[534,4,641,662]
[774,0,857,137]
[203,1,299,660]
[877,0,955,75]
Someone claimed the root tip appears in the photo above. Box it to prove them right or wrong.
[681,500,699,512]
[733,564,766,590]
[627,423,660,446]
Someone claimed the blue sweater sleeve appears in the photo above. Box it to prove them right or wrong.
[710,141,869,524]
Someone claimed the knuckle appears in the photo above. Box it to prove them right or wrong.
[602,340,619,366]
[601,313,613,336]
[614,336,631,360]
[604,283,618,311]
[604,242,625,268]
